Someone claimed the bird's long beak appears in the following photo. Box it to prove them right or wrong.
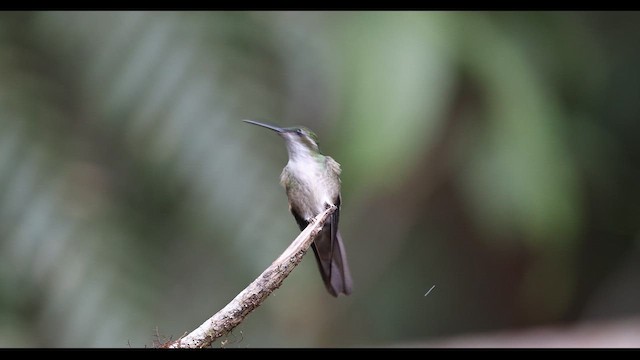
[243,120,284,133]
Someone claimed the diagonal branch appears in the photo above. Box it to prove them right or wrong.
[166,206,337,348]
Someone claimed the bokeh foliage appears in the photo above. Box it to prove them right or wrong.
[0,11,639,347]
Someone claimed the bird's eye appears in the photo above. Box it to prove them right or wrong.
[296,129,303,134]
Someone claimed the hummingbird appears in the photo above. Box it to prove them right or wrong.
[243,119,352,297]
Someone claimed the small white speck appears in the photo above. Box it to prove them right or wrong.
[424,285,436,297]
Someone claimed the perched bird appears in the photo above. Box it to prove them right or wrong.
[243,120,352,297]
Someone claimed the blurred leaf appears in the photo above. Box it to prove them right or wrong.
[455,13,586,320]
[335,12,456,194]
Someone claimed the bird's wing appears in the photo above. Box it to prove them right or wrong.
[325,156,342,176]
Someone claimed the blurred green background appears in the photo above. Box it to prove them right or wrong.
[1,11,639,347]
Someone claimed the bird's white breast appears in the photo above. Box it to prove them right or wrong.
[286,155,335,220]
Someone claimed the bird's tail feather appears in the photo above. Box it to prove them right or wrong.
[311,229,352,296]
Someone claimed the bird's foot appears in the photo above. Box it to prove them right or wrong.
[324,202,337,211]
[308,205,336,225]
